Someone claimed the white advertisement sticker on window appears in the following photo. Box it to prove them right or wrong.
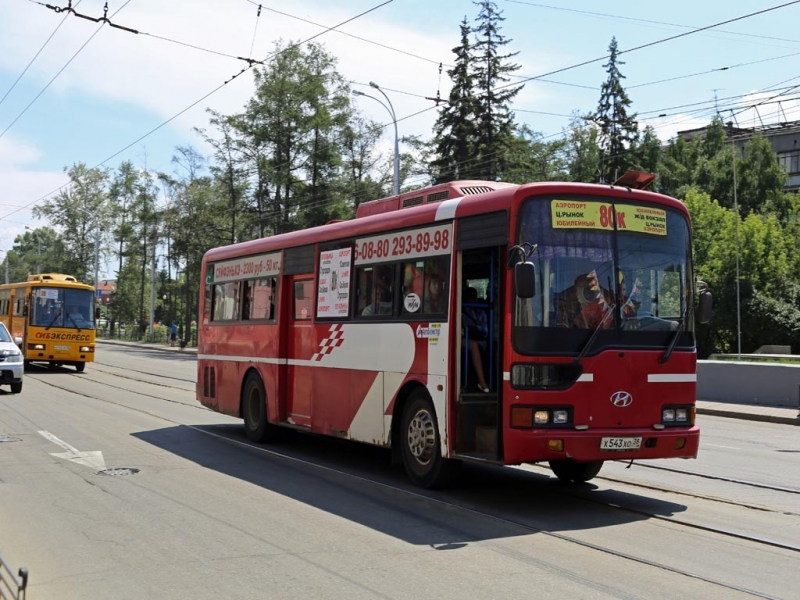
[211,252,282,283]
[317,247,352,318]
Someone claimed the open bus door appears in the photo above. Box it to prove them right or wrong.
[453,212,508,461]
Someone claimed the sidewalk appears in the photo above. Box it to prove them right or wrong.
[97,340,799,425]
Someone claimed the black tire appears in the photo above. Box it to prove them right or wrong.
[10,382,22,394]
[400,389,459,488]
[75,362,85,373]
[48,362,57,370]
[548,459,604,483]
[242,372,275,443]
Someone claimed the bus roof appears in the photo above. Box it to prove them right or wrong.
[203,180,690,264]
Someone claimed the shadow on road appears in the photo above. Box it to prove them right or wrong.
[133,423,688,548]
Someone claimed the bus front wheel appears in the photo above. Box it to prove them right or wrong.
[548,459,603,483]
[75,362,85,373]
[242,372,275,443]
[10,382,22,393]
[400,390,458,488]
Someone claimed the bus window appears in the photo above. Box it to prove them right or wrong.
[294,280,313,320]
[358,265,394,316]
[401,257,449,317]
[212,282,240,321]
[247,277,277,321]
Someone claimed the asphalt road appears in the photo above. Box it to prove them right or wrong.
[1,345,798,600]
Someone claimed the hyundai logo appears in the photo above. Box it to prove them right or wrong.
[610,391,633,408]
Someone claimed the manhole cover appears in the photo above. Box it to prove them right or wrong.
[0,436,22,443]
[97,468,140,477]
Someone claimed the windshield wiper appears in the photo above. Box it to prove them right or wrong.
[574,303,615,363]
[67,314,82,332]
[45,312,62,330]
[659,307,687,364]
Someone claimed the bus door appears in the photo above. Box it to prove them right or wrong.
[281,275,315,428]
[453,212,507,461]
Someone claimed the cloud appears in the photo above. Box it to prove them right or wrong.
[0,135,42,166]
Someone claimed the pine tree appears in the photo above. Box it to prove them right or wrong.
[470,1,523,180]
[593,37,638,183]
[431,17,480,183]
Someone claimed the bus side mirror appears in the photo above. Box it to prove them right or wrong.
[514,262,536,299]
[95,307,101,319]
[697,290,712,324]
[22,305,28,317]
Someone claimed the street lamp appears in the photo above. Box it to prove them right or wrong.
[352,81,400,196]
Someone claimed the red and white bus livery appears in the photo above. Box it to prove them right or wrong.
[198,175,711,488]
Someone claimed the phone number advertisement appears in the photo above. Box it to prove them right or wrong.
[354,224,452,265]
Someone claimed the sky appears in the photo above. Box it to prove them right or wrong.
[2,0,800,277]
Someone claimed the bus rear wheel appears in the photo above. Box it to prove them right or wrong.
[242,372,275,443]
[400,390,458,488]
[548,459,603,483]
[75,362,85,373]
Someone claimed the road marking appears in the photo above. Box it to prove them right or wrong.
[703,443,741,450]
[38,430,107,472]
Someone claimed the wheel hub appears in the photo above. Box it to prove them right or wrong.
[407,409,436,465]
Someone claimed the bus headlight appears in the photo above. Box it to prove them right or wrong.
[534,410,549,424]
[28,343,45,351]
[79,346,94,353]
[553,410,569,424]
[662,405,695,426]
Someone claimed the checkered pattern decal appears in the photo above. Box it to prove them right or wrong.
[312,324,345,361]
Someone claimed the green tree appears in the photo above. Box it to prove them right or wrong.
[32,163,110,284]
[565,115,601,183]
[503,125,568,183]
[593,37,638,183]
[471,0,523,180]
[431,17,480,182]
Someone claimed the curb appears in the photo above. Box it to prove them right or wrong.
[697,407,799,426]
[97,339,197,354]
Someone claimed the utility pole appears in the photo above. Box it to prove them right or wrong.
[149,238,156,341]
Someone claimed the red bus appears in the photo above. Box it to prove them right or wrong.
[197,174,711,488]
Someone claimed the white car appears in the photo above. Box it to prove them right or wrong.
[0,322,23,394]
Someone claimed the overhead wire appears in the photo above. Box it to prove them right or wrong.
[500,0,800,47]
[0,0,84,108]
[0,0,132,141]
[0,0,395,224]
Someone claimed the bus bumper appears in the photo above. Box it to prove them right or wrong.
[503,426,700,465]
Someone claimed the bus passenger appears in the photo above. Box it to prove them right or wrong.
[462,287,489,393]
[423,274,446,314]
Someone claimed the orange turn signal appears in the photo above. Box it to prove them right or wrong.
[511,407,533,428]
[675,437,686,450]
[548,439,564,452]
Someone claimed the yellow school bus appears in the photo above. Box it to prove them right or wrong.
[0,273,98,371]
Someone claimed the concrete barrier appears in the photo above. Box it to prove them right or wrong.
[697,360,800,408]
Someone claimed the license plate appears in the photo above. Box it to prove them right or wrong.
[600,436,642,451]
[55,345,70,351]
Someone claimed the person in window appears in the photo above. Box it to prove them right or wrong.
[618,272,642,319]
[462,287,489,393]
[67,306,86,326]
[362,274,393,316]
[423,274,446,314]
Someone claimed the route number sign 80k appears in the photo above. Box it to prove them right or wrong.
[353,224,452,265]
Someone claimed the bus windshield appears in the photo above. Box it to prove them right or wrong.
[31,287,96,330]
[513,196,694,356]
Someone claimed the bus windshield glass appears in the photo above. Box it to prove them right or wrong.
[514,196,694,356]
[31,287,96,330]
